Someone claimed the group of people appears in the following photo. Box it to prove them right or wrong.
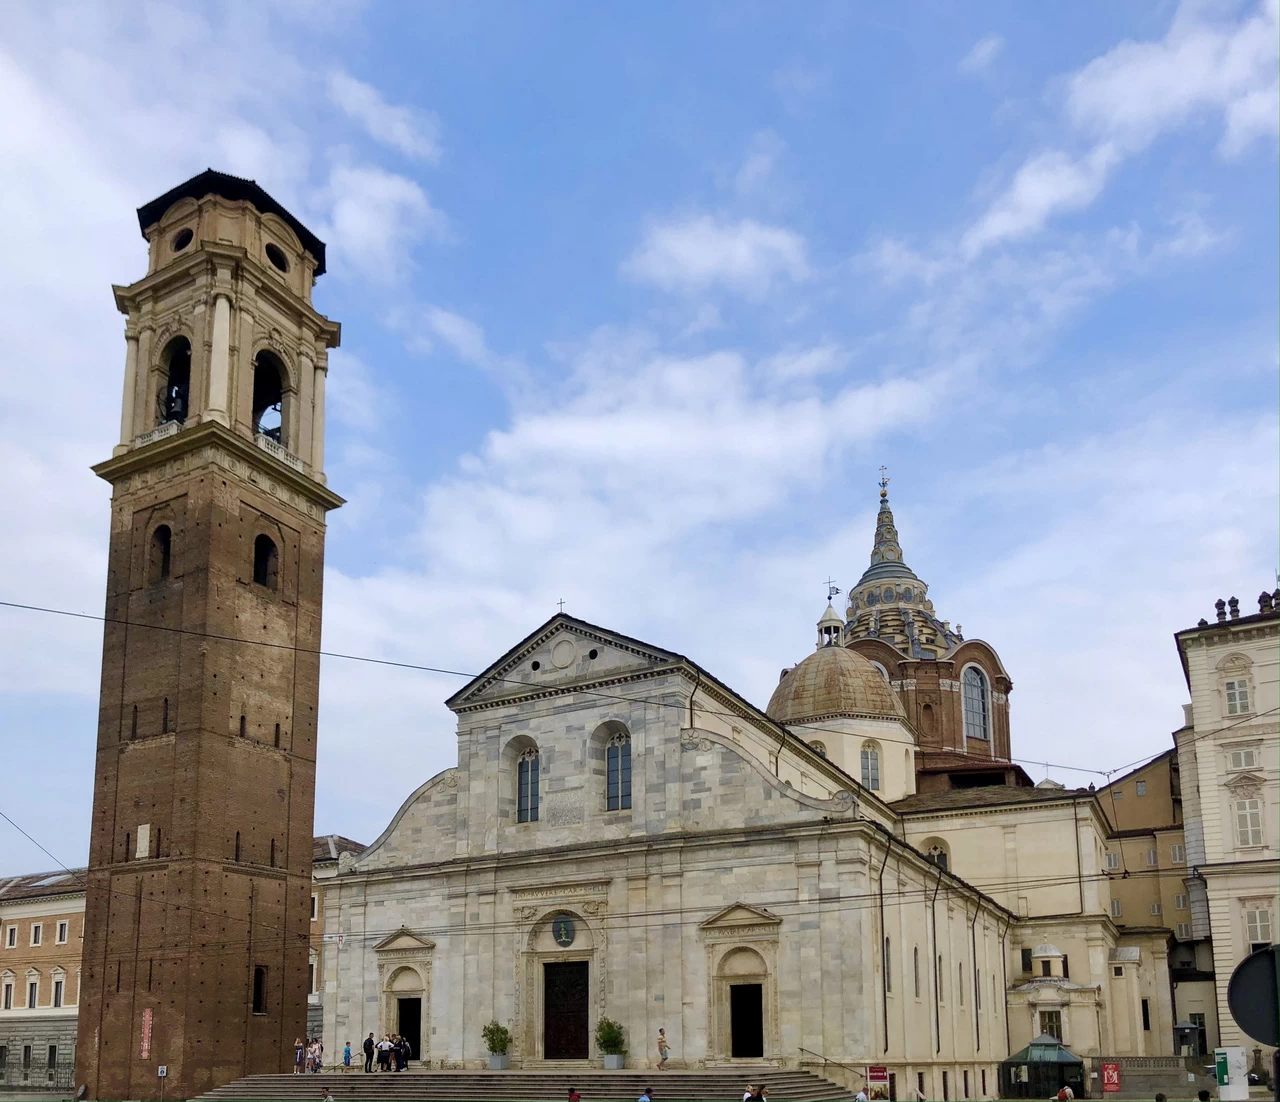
[742,1086,770,1100]
[360,1032,413,1072]
[293,1038,324,1073]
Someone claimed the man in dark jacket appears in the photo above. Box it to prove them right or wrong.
[362,1033,375,1073]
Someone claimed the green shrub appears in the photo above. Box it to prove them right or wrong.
[481,1019,511,1055]
[595,1016,626,1056]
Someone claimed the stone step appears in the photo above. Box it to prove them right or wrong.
[194,1069,857,1102]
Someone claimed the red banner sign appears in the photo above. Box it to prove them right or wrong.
[866,1065,889,1100]
[1102,1061,1121,1093]
[141,1008,153,1060]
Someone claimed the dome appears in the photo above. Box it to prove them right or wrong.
[767,645,905,723]
[1031,943,1063,959]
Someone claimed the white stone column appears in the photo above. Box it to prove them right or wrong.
[311,361,327,476]
[205,293,232,426]
[116,328,139,453]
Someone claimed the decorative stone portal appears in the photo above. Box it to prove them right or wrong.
[373,927,434,1062]
[700,903,781,1062]
[518,909,601,1062]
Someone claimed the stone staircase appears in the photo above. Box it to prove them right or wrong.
[194,1069,856,1101]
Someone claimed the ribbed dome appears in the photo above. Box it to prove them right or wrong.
[767,645,905,723]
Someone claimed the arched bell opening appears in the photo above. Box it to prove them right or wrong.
[158,337,191,425]
[252,350,288,445]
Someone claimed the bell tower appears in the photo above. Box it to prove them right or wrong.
[76,171,342,1101]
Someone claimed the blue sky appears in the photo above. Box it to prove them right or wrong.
[0,0,1276,874]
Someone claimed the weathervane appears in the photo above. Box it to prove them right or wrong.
[878,465,890,496]
[824,576,841,602]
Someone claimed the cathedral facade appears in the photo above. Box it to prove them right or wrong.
[322,489,1178,1092]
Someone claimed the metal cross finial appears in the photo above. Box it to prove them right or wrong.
[878,465,890,492]
[825,577,841,601]
[557,598,566,614]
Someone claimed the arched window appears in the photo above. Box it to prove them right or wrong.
[883,936,892,993]
[925,840,950,871]
[149,525,172,583]
[159,338,191,424]
[252,351,286,444]
[517,747,540,823]
[860,741,881,791]
[958,961,964,1006]
[234,831,241,862]
[253,534,278,589]
[913,946,921,998]
[606,730,631,811]
[809,740,827,758]
[962,666,990,741]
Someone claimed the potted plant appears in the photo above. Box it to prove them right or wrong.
[482,1020,512,1070]
[595,1016,626,1070]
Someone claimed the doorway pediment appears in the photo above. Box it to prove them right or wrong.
[373,926,436,954]
[699,902,783,933]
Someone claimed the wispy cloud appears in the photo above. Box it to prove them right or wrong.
[324,163,448,281]
[959,35,1004,75]
[624,215,809,297]
[327,71,441,161]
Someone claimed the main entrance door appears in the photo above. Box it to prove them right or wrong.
[397,997,421,1060]
[543,961,589,1059]
[729,983,764,1057]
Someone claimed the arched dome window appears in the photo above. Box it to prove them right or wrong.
[860,741,881,792]
[809,740,827,759]
[517,746,540,823]
[962,666,990,741]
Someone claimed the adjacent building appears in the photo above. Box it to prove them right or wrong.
[0,871,84,1091]
[1175,592,1279,1058]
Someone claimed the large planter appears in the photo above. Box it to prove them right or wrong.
[488,1053,510,1070]
[603,1054,625,1070]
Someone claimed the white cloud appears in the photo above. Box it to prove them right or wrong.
[735,130,785,196]
[965,0,1277,256]
[1158,211,1231,258]
[959,35,1004,75]
[625,215,809,297]
[760,344,846,384]
[327,70,442,161]
[324,163,448,281]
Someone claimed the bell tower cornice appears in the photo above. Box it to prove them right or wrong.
[92,418,346,513]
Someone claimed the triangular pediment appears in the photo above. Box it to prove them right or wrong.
[446,615,686,712]
[1225,771,1265,794]
[699,902,782,930]
[373,927,436,953]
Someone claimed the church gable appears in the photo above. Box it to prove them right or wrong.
[446,615,686,712]
[372,927,436,953]
[699,902,783,931]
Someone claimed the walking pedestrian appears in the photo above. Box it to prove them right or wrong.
[343,1041,352,1069]
[655,1028,669,1071]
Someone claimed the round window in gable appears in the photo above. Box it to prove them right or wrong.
[531,660,541,671]
[265,243,290,273]
[171,228,194,252]
[588,649,598,660]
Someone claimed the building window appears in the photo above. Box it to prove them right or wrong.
[860,742,881,791]
[52,980,63,1008]
[958,962,964,1006]
[1062,955,1069,979]
[606,730,632,811]
[46,1045,56,1069]
[252,966,267,1014]
[2,982,11,1010]
[1111,899,1123,918]
[961,666,990,741]
[149,525,172,584]
[1177,923,1192,939]
[22,1046,31,1070]
[1136,780,1147,796]
[1236,799,1264,847]
[981,1070,987,1096]
[917,1073,925,1099]
[1146,848,1158,867]
[1229,748,1258,770]
[1245,907,1273,951]
[1174,893,1188,910]
[1020,948,1033,972]
[883,937,892,993]
[309,960,317,994]
[1113,966,1124,978]
[942,1070,950,1101]
[27,980,37,1008]
[1105,852,1120,870]
[1112,788,1124,799]
[310,894,318,921]
[29,925,41,948]
[963,1069,970,1099]
[809,740,826,758]
[4,927,14,949]
[1141,997,1151,1030]
[926,843,949,871]
[1171,844,1185,864]
[1041,960,1051,977]
[253,534,279,590]
[1039,1010,1062,1040]
[159,337,191,424]
[517,747,540,823]
[913,947,921,997]
[937,954,945,1002]
[1225,679,1251,715]
[252,351,287,445]
[55,922,67,945]
[1150,902,1162,916]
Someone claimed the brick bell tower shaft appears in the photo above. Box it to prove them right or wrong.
[76,171,342,1102]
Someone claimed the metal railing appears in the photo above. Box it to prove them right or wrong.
[0,1057,76,1093]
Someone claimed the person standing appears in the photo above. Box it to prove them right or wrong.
[362,1033,375,1073]
[294,1038,305,1074]
[656,1028,669,1070]
[342,1041,352,1069]
[855,1089,869,1102]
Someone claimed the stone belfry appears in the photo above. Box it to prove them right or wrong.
[76,171,342,1101]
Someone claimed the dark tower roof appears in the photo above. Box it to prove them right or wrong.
[136,168,327,275]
